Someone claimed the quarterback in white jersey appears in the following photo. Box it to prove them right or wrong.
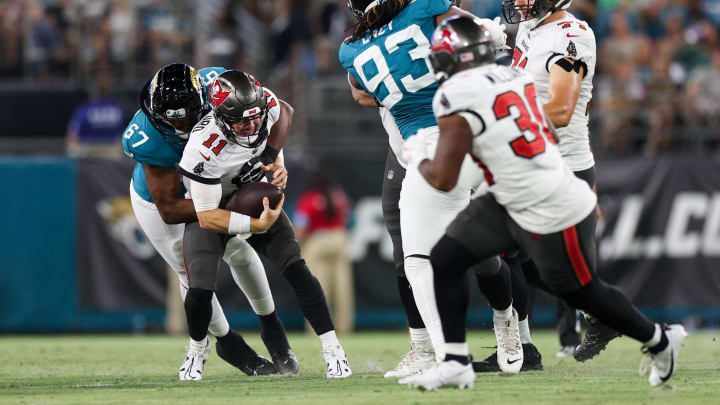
[400,16,686,391]
[178,70,352,379]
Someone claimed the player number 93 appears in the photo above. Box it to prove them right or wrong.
[353,24,435,109]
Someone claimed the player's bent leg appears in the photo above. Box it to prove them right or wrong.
[559,280,686,386]
[183,222,277,376]
[400,235,476,390]
[404,256,444,360]
[131,186,236,338]
[384,274,436,379]
[180,288,213,381]
[399,162,474,361]
[515,211,684,386]
[224,238,274,315]
[472,259,523,373]
[247,212,351,378]
[224,238,296,374]
[381,151,436,377]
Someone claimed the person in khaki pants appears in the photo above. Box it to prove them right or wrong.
[293,169,354,333]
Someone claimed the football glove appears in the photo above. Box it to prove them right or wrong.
[478,17,510,50]
[232,156,265,187]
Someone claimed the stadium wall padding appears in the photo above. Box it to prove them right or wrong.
[0,156,78,331]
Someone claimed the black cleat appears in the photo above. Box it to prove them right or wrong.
[216,330,278,376]
[574,320,622,362]
[259,312,297,374]
[472,343,544,372]
[270,348,299,375]
[573,321,622,362]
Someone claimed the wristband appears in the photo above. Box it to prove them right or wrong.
[260,146,279,165]
[228,211,251,235]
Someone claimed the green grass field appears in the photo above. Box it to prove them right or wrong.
[2,330,718,405]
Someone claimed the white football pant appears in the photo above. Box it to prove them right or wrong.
[399,126,485,359]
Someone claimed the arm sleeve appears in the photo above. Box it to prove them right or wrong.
[190,180,222,212]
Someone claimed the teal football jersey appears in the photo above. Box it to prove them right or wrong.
[339,0,450,139]
[122,66,229,203]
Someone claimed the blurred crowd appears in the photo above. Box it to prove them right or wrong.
[1,0,719,154]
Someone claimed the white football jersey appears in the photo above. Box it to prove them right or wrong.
[379,106,407,168]
[178,88,281,200]
[432,64,596,234]
[514,13,596,172]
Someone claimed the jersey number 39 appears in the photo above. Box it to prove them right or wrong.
[493,83,557,159]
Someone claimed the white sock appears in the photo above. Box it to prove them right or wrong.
[189,336,208,353]
[445,342,469,357]
[519,316,532,344]
[409,327,431,344]
[319,330,340,349]
[493,303,513,321]
[404,257,445,359]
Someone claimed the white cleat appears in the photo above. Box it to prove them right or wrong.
[399,360,475,391]
[494,308,523,373]
[384,341,436,379]
[646,324,687,387]
[179,338,211,381]
[323,344,352,379]
[556,345,576,358]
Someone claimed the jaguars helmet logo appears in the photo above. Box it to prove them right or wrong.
[188,67,201,92]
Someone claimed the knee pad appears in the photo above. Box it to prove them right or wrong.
[430,235,478,275]
[184,288,213,307]
[471,256,501,277]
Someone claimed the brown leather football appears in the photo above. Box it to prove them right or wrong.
[225,182,283,218]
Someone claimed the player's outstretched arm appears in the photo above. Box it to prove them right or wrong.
[544,58,584,128]
[417,114,472,191]
[143,163,197,224]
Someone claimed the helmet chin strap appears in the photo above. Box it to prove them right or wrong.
[527,0,572,30]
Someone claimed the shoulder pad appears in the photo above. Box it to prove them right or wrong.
[551,21,595,62]
[122,110,179,167]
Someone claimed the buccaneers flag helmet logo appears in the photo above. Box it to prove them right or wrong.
[210,79,231,107]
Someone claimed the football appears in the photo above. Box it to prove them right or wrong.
[225,182,283,218]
